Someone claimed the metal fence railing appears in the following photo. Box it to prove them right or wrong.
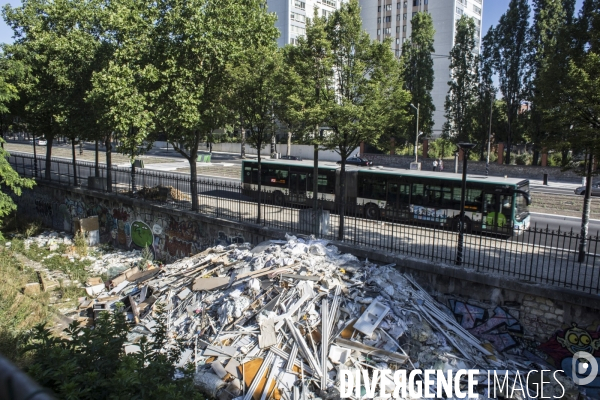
[8,152,600,295]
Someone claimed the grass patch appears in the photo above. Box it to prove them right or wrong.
[0,248,51,365]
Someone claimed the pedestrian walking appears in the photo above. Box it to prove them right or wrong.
[433,159,438,171]
[439,158,444,172]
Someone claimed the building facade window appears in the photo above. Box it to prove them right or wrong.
[294,0,305,10]
[456,7,463,15]
[385,4,392,11]
[396,26,400,32]
[413,0,419,6]
[384,27,391,34]
[291,13,306,22]
[412,11,417,17]
[377,29,381,35]
[403,13,407,19]
[385,16,391,22]
[397,2,402,9]
[473,5,481,15]
[403,25,407,32]
[378,5,381,12]
[378,17,381,23]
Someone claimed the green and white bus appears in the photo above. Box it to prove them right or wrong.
[241,160,531,236]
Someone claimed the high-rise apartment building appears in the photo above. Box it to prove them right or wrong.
[359,0,483,137]
[267,0,341,48]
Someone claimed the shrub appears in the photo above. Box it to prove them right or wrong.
[22,307,203,400]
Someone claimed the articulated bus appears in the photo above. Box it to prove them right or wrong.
[241,159,531,236]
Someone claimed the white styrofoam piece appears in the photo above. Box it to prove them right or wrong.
[85,283,105,296]
[353,301,390,337]
[328,345,351,365]
[178,287,191,300]
[109,280,130,295]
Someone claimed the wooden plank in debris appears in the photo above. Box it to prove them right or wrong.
[280,274,321,282]
[192,266,292,292]
[334,338,408,364]
[129,295,140,323]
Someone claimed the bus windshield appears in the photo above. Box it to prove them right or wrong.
[515,183,530,221]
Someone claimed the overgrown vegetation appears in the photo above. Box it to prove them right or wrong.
[22,308,203,400]
[0,247,51,364]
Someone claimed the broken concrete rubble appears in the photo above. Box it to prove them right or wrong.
[73,235,582,400]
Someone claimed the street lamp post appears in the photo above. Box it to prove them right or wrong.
[486,90,494,176]
[456,142,477,266]
[410,103,420,163]
[32,133,38,178]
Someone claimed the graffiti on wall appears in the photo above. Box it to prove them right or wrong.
[12,185,256,263]
[538,323,600,397]
[449,300,523,352]
[215,231,245,247]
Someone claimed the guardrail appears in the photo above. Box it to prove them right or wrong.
[7,152,600,295]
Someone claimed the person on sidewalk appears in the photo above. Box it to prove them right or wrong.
[433,159,438,171]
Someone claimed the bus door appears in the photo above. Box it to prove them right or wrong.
[289,171,308,203]
[386,181,410,220]
[482,193,512,231]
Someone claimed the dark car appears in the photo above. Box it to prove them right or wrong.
[574,183,600,196]
[280,155,303,161]
[337,156,373,166]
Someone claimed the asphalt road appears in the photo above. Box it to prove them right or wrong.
[530,212,600,235]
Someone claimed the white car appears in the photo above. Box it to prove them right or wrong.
[574,183,600,196]
[37,139,47,146]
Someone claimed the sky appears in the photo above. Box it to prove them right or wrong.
[0,0,587,46]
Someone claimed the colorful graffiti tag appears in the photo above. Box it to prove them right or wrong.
[449,300,523,352]
[538,323,600,397]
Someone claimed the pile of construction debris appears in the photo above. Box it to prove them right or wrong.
[135,185,191,202]
[78,235,579,400]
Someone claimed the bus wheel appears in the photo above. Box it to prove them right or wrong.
[273,191,285,206]
[364,203,380,219]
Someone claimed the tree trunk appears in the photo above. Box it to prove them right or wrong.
[190,146,199,211]
[270,133,276,158]
[256,143,262,224]
[71,138,78,186]
[287,132,292,156]
[106,133,112,192]
[532,149,540,166]
[45,135,54,180]
[131,162,136,194]
[240,117,246,159]
[337,158,346,241]
[505,116,512,165]
[95,140,100,177]
[578,153,594,263]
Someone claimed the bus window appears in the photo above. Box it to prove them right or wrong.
[262,167,289,188]
[452,188,483,211]
[372,180,386,201]
[308,171,335,194]
[244,166,257,184]
[412,184,425,206]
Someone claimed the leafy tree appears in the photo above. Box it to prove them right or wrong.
[488,0,531,164]
[526,0,573,165]
[323,0,411,239]
[229,45,281,223]
[401,12,435,137]
[443,15,479,144]
[142,0,277,211]
[3,0,103,181]
[280,11,335,210]
[475,29,497,161]
[0,48,23,148]
[0,139,35,238]
[22,309,202,400]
